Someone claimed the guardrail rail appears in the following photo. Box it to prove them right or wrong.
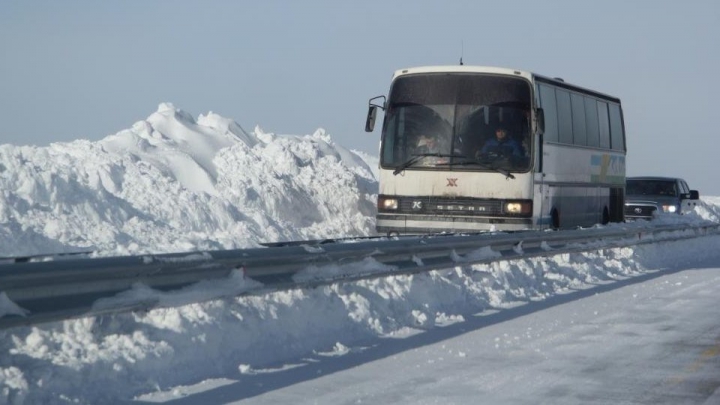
[1,222,718,330]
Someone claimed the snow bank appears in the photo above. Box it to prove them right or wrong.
[0,103,377,257]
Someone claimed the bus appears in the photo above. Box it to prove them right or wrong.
[365,65,626,234]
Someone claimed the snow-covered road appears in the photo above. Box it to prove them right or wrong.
[228,268,720,405]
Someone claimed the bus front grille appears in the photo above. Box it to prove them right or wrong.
[397,197,504,217]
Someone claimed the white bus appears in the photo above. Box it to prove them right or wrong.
[365,65,626,234]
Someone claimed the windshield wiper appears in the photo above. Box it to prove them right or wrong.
[392,153,464,175]
[435,158,516,180]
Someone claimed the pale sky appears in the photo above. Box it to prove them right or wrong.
[1,0,718,194]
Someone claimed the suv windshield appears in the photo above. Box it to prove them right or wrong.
[626,180,678,196]
[380,73,532,173]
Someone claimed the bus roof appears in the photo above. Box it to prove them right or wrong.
[392,65,621,104]
[392,65,533,81]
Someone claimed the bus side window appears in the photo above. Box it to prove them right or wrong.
[608,103,625,151]
[556,89,573,144]
[538,84,559,143]
[570,93,587,146]
[585,97,600,147]
[597,101,611,149]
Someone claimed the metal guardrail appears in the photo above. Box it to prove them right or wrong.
[0,222,718,330]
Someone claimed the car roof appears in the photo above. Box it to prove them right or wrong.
[627,176,683,182]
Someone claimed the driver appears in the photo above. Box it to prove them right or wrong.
[478,127,523,159]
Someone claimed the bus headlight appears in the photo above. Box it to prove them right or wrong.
[662,205,677,213]
[379,197,399,210]
[504,201,532,215]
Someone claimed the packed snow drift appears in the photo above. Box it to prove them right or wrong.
[0,103,378,258]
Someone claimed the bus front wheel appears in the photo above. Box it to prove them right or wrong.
[551,209,560,230]
[602,207,610,225]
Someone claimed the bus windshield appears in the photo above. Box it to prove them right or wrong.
[380,73,532,173]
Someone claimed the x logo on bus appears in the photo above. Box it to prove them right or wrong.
[447,178,458,187]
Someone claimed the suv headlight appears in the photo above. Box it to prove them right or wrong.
[661,205,678,213]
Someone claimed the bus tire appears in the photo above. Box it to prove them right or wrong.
[602,207,610,225]
[551,209,560,230]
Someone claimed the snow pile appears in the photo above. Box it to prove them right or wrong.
[695,196,720,222]
[0,103,377,258]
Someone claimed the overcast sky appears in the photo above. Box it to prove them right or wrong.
[1,0,718,193]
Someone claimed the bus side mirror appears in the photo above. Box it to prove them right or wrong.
[365,95,386,133]
[536,108,545,134]
[365,105,377,132]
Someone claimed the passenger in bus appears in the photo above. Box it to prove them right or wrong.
[477,127,523,159]
[414,134,450,154]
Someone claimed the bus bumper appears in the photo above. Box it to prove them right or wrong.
[376,214,534,235]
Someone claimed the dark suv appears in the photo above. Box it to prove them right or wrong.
[624,177,700,220]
